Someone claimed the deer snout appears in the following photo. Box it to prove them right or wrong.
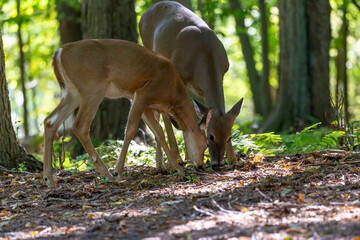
[208,144,226,167]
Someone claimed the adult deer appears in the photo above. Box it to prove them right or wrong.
[43,39,209,187]
[140,1,244,166]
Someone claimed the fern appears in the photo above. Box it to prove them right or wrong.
[251,132,282,147]
[320,131,345,148]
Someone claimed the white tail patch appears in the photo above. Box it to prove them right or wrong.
[56,48,79,100]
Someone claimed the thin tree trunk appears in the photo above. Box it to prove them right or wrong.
[0,26,42,171]
[228,0,262,116]
[342,0,349,123]
[259,0,272,118]
[335,1,349,124]
[351,0,360,11]
[16,0,29,137]
[27,35,39,133]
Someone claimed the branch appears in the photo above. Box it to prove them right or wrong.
[351,0,360,12]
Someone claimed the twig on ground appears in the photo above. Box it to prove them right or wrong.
[0,166,36,175]
[255,187,273,202]
[193,205,216,217]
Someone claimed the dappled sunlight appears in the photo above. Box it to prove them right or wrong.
[2,149,360,238]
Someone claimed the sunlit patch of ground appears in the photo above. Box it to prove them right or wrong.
[1,150,360,239]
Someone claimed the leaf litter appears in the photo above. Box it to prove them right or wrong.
[0,150,360,239]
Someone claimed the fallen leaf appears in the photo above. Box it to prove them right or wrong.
[25,222,35,228]
[0,211,10,218]
[298,193,305,202]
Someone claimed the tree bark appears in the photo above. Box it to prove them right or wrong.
[16,0,29,137]
[259,0,272,118]
[335,0,349,123]
[0,26,42,171]
[264,0,309,132]
[81,0,149,143]
[55,0,82,44]
[306,0,332,125]
[262,0,331,132]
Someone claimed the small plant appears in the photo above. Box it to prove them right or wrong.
[18,163,27,172]
[186,175,199,183]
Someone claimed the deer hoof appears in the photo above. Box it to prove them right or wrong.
[44,176,55,187]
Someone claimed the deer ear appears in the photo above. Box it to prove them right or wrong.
[199,107,213,131]
[227,98,244,119]
[192,98,208,118]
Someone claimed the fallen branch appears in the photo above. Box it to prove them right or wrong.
[193,205,216,217]
[255,187,273,202]
[0,166,36,175]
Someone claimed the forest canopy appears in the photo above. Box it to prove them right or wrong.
[0,0,359,135]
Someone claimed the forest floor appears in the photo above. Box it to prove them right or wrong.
[1,150,360,240]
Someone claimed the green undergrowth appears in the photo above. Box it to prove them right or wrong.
[48,121,360,173]
[232,121,360,156]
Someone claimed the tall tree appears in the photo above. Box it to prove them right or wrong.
[0,26,42,171]
[335,0,349,123]
[258,0,272,117]
[307,0,332,126]
[229,0,272,119]
[16,0,29,137]
[262,0,331,132]
[81,0,149,142]
[55,0,82,44]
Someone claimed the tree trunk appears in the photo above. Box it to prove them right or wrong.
[16,0,29,137]
[259,0,272,118]
[81,0,149,143]
[262,0,331,132]
[306,0,332,125]
[55,0,82,44]
[228,0,263,116]
[0,26,42,172]
[335,0,349,124]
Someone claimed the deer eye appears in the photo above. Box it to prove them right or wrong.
[209,134,215,142]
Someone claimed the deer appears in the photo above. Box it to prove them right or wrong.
[139,1,244,167]
[43,39,210,187]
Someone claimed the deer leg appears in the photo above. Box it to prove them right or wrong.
[114,94,147,180]
[162,114,183,164]
[226,141,236,163]
[154,111,164,169]
[72,100,114,181]
[43,94,79,187]
[155,138,164,169]
[142,109,184,175]
[183,134,190,161]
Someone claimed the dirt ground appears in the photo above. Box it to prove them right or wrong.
[1,150,360,240]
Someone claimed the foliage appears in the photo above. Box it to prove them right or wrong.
[71,140,157,172]
[232,121,358,156]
